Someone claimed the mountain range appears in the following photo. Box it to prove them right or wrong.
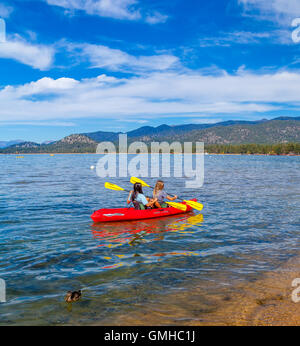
[0,140,25,149]
[1,116,300,153]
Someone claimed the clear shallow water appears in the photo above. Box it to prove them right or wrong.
[0,154,299,325]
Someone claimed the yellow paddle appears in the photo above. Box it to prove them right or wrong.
[104,182,130,192]
[164,201,187,211]
[130,177,204,211]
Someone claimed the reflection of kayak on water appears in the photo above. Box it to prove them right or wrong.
[91,199,197,223]
[91,213,204,267]
[91,213,204,247]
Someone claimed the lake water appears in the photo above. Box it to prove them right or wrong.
[0,154,299,325]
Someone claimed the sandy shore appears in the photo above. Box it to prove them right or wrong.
[202,256,300,326]
[99,256,300,326]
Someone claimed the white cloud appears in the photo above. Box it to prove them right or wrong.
[118,119,149,124]
[46,0,140,20]
[1,121,76,126]
[67,42,179,72]
[238,0,300,25]
[187,117,224,124]
[145,11,168,25]
[0,3,13,18]
[0,35,55,70]
[2,77,79,98]
[45,0,167,23]
[1,69,300,124]
[199,29,293,47]
[199,31,271,47]
[197,2,299,47]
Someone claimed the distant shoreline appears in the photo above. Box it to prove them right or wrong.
[1,152,299,156]
[1,141,299,156]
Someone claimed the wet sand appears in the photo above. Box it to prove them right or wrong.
[99,256,300,326]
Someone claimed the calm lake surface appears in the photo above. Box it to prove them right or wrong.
[0,154,299,325]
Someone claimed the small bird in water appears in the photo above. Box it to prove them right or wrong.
[65,290,82,303]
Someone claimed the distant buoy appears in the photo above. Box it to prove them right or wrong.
[90,165,95,170]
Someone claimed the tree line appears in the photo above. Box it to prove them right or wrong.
[203,143,300,155]
[1,142,300,155]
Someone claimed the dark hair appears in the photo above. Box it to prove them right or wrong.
[131,182,143,201]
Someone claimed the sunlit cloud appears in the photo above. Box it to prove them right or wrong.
[2,69,300,124]
[45,0,168,24]
[1,121,76,126]
[65,42,179,72]
[199,30,293,46]
[238,0,300,25]
[0,35,55,70]
[145,11,168,25]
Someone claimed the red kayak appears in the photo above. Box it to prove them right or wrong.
[91,199,196,223]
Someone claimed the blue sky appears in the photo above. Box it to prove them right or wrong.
[0,0,300,142]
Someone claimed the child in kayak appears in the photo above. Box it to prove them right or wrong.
[153,180,177,208]
[127,182,157,209]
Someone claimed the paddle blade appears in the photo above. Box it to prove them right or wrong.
[184,200,204,211]
[130,177,150,187]
[104,182,125,191]
[166,202,187,211]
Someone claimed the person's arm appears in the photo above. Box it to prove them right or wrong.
[146,198,157,208]
[166,194,177,201]
[154,200,161,208]
[127,191,133,204]
[140,194,156,208]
